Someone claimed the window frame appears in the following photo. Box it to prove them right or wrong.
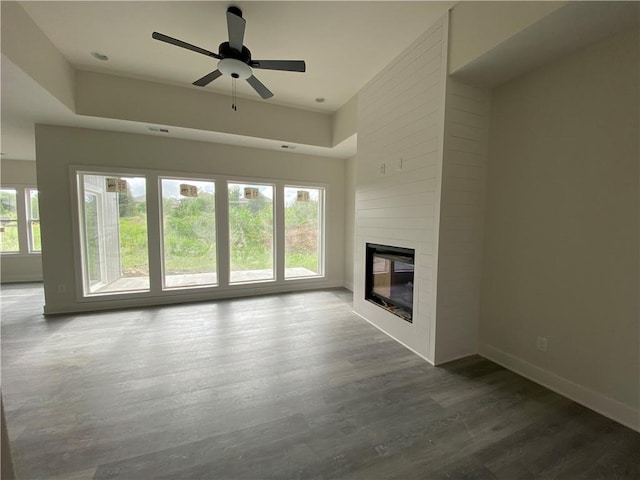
[26,188,41,253]
[74,169,152,298]
[227,180,277,285]
[159,176,219,290]
[283,185,325,280]
[0,185,41,257]
[80,186,108,294]
[69,165,328,303]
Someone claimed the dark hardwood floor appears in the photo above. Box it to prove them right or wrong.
[1,283,638,479]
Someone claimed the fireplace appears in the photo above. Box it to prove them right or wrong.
[365,243,415,323]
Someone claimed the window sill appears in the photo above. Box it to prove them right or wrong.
[1,252,42,258]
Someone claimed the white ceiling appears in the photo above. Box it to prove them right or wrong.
[1,54,358,161]
[2,1,455,162]
[3,2,638,163]
[19,1,454,112]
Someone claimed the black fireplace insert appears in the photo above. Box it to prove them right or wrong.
[365,243,415,323]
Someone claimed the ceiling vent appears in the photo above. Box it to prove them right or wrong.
[148,127,170,133]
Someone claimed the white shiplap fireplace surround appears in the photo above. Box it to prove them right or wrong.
[353,12,490,365]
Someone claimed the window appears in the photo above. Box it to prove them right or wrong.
[284,186,324,278]
[0,188,19,253]
[160,178,217,289]
[228,182,274,283]
[78,173,149,295]
[0,186,41,255]
[27,189,41,252]
[72,168,326,300]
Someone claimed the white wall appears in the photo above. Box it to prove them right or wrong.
[343,155,355,291]
[35,126,346,314]
[449,2,639,89]
[352,15,491,365]
[76,71,333,148]
[0,159,43,282]
[354,15,448,362]
[480,28,639,430]
[448,1,565,75]
[332,95,358,146]
[1,1,75,111]
[0,159,37,190]
[434,78,490,364]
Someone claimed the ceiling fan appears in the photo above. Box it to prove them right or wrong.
[152,6,306,101]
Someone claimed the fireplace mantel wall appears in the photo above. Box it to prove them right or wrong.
[353,11,490,364]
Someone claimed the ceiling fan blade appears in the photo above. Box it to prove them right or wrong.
[226,9,246,51]
[152,32,221,59]
[251,60,306,72]
[193,69,223,87]
[246,75,273,99]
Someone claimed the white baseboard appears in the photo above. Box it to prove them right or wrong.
[343,281,354,292]
[479,343,640,432]
[43,281,346,315]
[352,310,434,366]
[434,349,478,366]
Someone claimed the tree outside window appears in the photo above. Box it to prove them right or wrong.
[0,188,18,253]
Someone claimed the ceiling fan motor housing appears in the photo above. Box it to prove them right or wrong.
[218,42,252,63]
[227,6,243,18]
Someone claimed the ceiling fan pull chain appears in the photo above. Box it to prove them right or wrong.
[232,77,238,111]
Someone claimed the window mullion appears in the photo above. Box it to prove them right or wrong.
[16,187,29,254]
[216,180,230,287]
[146,175,163,294]
[275,183,285,282]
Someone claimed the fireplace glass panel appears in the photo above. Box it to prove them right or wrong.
[365,244,415,323]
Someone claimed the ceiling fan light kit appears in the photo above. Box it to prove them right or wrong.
[218,58,251,80]
[152,5,306,109]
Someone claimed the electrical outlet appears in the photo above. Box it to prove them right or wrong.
[379,163,386,176]
[57,284,66,293]
[396,157,404,171]
[536,336,548,352]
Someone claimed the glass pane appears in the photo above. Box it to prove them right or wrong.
[0,188,19,252]
[85,193,102,285]
[79,174,149,295]
[228,182,274,283]
[27,189,41,252]
[161,178,216,289]
[28,189,39,220]
[284,187,322,278]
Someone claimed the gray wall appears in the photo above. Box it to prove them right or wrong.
[480,28,639,427]
[35,126,346,314]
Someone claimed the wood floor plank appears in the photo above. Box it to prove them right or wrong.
[1,283,638,479]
